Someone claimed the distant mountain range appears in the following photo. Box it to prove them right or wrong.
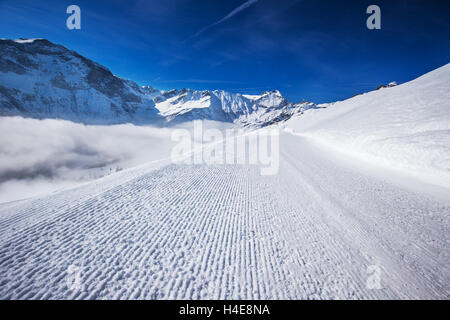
[0,39,316,127]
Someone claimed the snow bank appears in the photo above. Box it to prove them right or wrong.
[285,63,450,188]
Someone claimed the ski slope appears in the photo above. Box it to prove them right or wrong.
[0,133,448,299]
[285,63,450,189]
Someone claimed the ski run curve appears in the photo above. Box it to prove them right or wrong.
[0,133,448,300]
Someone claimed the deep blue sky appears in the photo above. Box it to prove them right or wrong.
[0,0,449,103]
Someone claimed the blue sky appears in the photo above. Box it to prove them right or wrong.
[0,0,449,103]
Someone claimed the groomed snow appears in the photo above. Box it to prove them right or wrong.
[0,133,448,299]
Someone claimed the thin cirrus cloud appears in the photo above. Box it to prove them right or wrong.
[188,0,260,39]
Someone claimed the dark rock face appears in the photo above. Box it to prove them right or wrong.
[0,86,25,112]
[161,89,179,99]
[0,58,28,74]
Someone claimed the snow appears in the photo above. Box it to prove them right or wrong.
[0,39,449,300]
[13,38,44,43]
[0,132,448,299]
[0,39,161,124]
[156,94,212,116]
[285,63,450,189]
[152,88,308,126]
[242,94,261,100]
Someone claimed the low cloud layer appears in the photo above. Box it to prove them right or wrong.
[0,117,175,203]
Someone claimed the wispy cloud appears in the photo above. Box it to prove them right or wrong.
[188,0,260,39]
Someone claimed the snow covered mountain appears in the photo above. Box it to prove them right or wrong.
[0,39,161,124]
[153,87,315,127]
[0,39,314,126]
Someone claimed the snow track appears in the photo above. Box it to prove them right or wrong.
[0,134,448,299]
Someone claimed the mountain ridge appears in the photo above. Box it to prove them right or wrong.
[0,38,315,127]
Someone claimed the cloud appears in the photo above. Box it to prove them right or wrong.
[0,116,175,203]
[0,116,235,203]
[188,0,260,39]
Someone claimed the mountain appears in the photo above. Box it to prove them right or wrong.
[0,39,161,124]
[153,88,315,127]
[0,39,315,127]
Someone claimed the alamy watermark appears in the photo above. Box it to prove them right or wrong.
[171,121,280,175]
[66,5,81,30]
[366,5,381,30]
[66,264,84,292]
[65,4,380,31]
[366,265,382,290]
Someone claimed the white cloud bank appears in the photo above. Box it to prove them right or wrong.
[0,117,175,203]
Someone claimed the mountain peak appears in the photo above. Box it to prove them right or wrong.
[262,89,282,96]
[0,38,161,124]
